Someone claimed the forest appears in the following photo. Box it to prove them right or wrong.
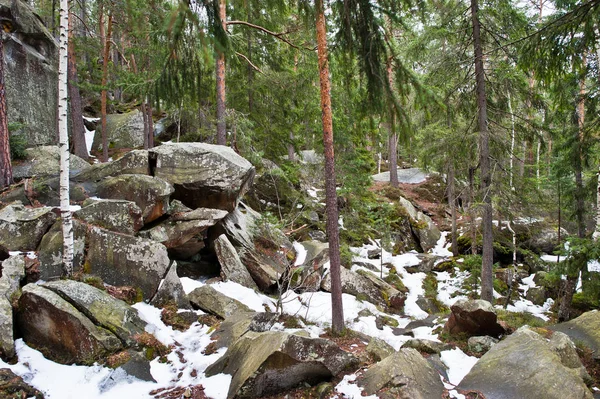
[0,0,599,397]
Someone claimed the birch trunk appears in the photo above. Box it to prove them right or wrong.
[316,0,344,333]
[58,0,74,276]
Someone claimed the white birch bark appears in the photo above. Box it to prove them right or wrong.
[58,0,74,276]
[593,164,600,240]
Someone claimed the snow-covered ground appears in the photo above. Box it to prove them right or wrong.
[0,232,558,398]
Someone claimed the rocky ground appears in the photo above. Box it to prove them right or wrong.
[0,144,598,399]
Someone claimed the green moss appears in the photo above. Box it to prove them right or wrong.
[572,292,600,313]
[493,278,509,295]
[105,350,131,368]
[384,273,408,293]
[496,309,548,330]
[355,293,368,303]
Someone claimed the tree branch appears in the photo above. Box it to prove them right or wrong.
[235,51,263,74]
[227,20,315,51]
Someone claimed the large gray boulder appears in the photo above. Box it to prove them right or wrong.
[550,310,600,360]
[92,110,145,152]
[37,219,88,280]
[444,299,505,337]
[150,143,255,212]
[210,203,293,292]
[459,327,593,399]
[43,280,147,346]
[17,284,122,365]
[74,199,143,235]
[0,255,26,359]
[96,174,174,224]
[205,331,358,398]
[150,261,190,309]
[209,311,277,349]
[12,146,90,180]
[1,0,58,145]
[357,348,445,398]
[85,226,171,299]
[139,207,228,258]
[0,202,56,253]
[214,234,258,290]
[188,285,252,319]
[397,196,441,251]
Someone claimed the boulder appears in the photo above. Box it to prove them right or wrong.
[0,368,44,399]
[1,0,58,145]
[357,348,445,398]
[526,286,547,305]
[17,284,122,365]
[549,331,591,383]
[73,150,150,182]
[322,267,405,311]
[467,336,498,354]
[149,261,191,309]
[214,234,258,290]
[0,255,26,359]
[96,174,174,224]
[209,311,278,349]
[405,254,445,274]
[401,339,450,354]
[12,146,91,180]
[0,202,56,252]
[366,337,396,361]
[140,208,228,259]
[188,285,253,319]
[397,196,441,252]
[85,226,171,299]
[43,280,147,346]
[550,310,600,360]
[92,110,145,152]
[444,299,505,337]
[211,203,293,292]
[459,327,593,399]
[74,199,143,235]
[37,218,87,281]
[0,176,89,207]
[150,143,255,212]
[205,331,358,399]
[292,240,329,292]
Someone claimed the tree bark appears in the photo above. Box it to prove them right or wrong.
[471,0,493,302]
[68,11,87,161]
[58,0,74,276]
[0,35,12,189]
[215,0,227,145]
[146,99,154,148]
[142,102,148,150]
[387,56,398,188]
[100,9,112,162]
[449,162,458,257]
[316,0,344,334]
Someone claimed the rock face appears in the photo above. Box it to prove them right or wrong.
[205,331,358,399]
[459,327,593,399]
[1,0,58,145]
[37,219,87,281]
[188,285,252,319]
[43,280,147,346]
[444,299,505,337]
[86,226,171,299]
[0,202,56,253]
[0,255,26,359]
[550,310,600,360]
[214,234,258,290]
[74,150,150,182]
[92,110,145,152]
[150,261,190,309]
[74,199,143,235]
[96,174,174,224]
[17,284,122,364]
[397,196,441,252]
[357,348,445,398]
[151,143,255,211]
[12,146,90,180]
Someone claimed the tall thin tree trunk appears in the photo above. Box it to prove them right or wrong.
[508,91,515,190]
[146,99,154,148]
[472,0,493,302]
[141,102,148,150]
[469,166,477,255]
[386,55,398,188]
[58,0,73,276]
[215,0,227,145]
[316,0,344,334]
[68,11,87,160]
[100,9,112,162]
[449,162,458,257]
[593,164,600,240]
[0,34,12,189]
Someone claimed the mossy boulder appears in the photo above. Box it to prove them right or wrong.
[444,299,505,338]
[73,150,150,183]
[205,331,358,398]
[0,368,44,399]
[188,285,253,319]
[74,199,143,235]
[92,110,145,152]
[149,261,190,309]
[37,218,87,281]
[43,280,147,346]
[17,284,122,365]
[0,202,56,253]
[12,146,91,180]
[459,327,593,399]
[550,310,600,360]
[214,234,258,290]
[0,255,26,359]
[357,348,445,398]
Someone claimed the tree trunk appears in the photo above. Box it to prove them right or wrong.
[508,91,515,190]
[58,0,73,276]
[468,166,477,255]
[593,164,600,240]
[100,9,113,162]
[316,0,344,334]
[146,99,154,148]
[215,0,227,145]
[142,102,148,150]
[471,0,493,302]
[0,35,12,189]
[449,162,458,257]
[68,11,87,161]
[387,56,398,188]
[288,131,295,162]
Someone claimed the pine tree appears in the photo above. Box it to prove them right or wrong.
[0,30,12,189]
